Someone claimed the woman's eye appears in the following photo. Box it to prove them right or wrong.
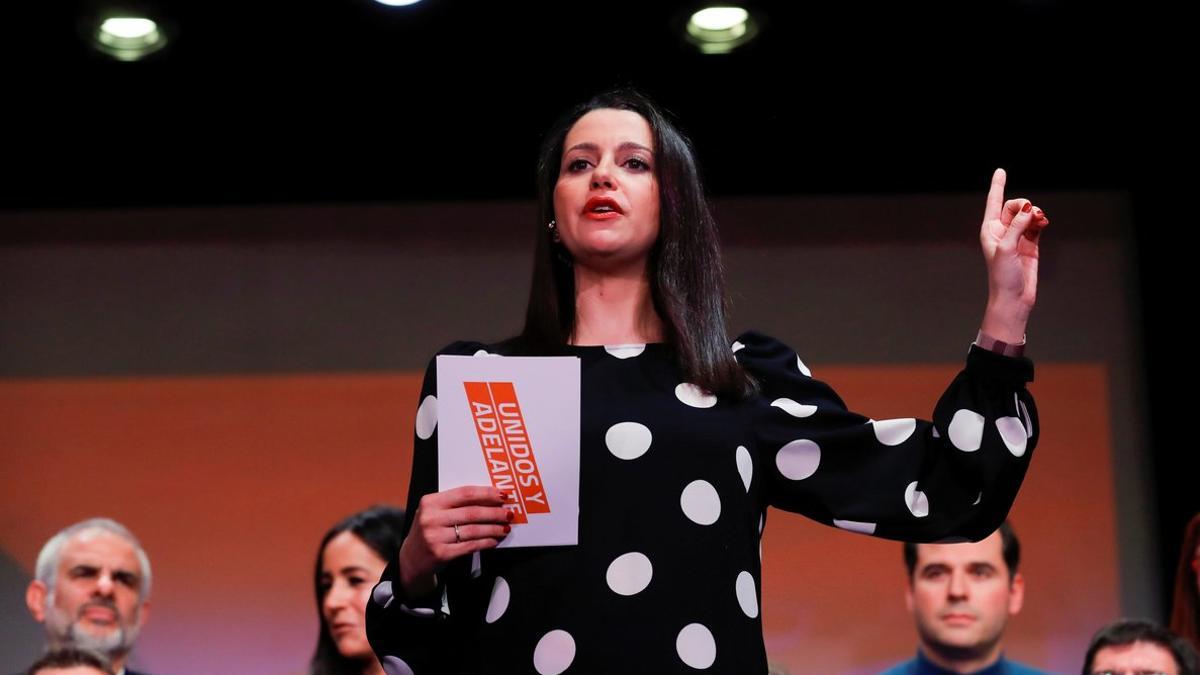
[625,157,649,170]
[566,159,590,172]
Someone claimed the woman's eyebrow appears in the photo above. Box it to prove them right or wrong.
[564,142,653,155]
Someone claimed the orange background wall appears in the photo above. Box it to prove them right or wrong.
[0,362,1107,674]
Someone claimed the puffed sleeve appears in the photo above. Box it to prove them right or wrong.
[734,330,1037,543]
[366,340,489,674]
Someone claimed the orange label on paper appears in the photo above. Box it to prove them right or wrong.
[463,381,550,524]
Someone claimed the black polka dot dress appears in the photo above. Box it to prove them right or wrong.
[366,331,1038,674]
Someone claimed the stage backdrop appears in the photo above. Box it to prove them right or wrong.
[1,189,1142,674]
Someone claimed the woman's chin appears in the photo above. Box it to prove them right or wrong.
[335,638,373,661]
[571,241,654,269]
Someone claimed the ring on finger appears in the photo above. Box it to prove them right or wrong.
[453,523,462,543]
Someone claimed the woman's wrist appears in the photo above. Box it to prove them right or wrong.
[974,329,1026,357]
[981,296,1030,345]
[398,542,438,599]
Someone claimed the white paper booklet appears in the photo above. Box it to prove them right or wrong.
[436,355,580,547]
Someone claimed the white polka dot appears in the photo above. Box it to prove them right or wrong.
[731,340,746,354]
[932,426,941,439]
[415,394,438,440]
[771,398,817,418]
[470,550,482,578]
[473,349,490,356]
[973,492,982,506]
[533,630,576,675]
[604,344,645,359]
[735,446,753,492]
[735,571,758,618]
[796,355,812,377]
[372,580,394,608]
[485,576,510,623]
[904,481,930,518]
[833,519,877,535]
[606,552,653,596]
[680,480,721,525]
[605,422,652,460]
[440,587,450,615]
[676,623,717,669]
[948,409,985,452]
[399,604,435,618]
[758,512,764,535]
[775,439,821,480]
[872,418,917,446]
[382,656,416,675]
[1019,399,1033,438]
[996,416,1027,457]
[675,383,717,408]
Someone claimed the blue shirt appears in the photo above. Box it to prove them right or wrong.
[879,649,1051,675]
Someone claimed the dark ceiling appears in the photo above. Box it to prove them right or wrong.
[6,0,1155,211]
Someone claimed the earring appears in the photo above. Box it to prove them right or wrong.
[548,219,572,267]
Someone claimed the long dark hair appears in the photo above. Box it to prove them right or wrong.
[1172,513,1200,653]
[310,505,406,675]
[515,89,754,399]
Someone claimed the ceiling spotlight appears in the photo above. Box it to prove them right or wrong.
[93,16,167,61]
[685,6,759,54]
[373,0,423,6]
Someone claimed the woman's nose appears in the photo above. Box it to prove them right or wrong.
[324,583,348,613]
[590,159,616,190]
